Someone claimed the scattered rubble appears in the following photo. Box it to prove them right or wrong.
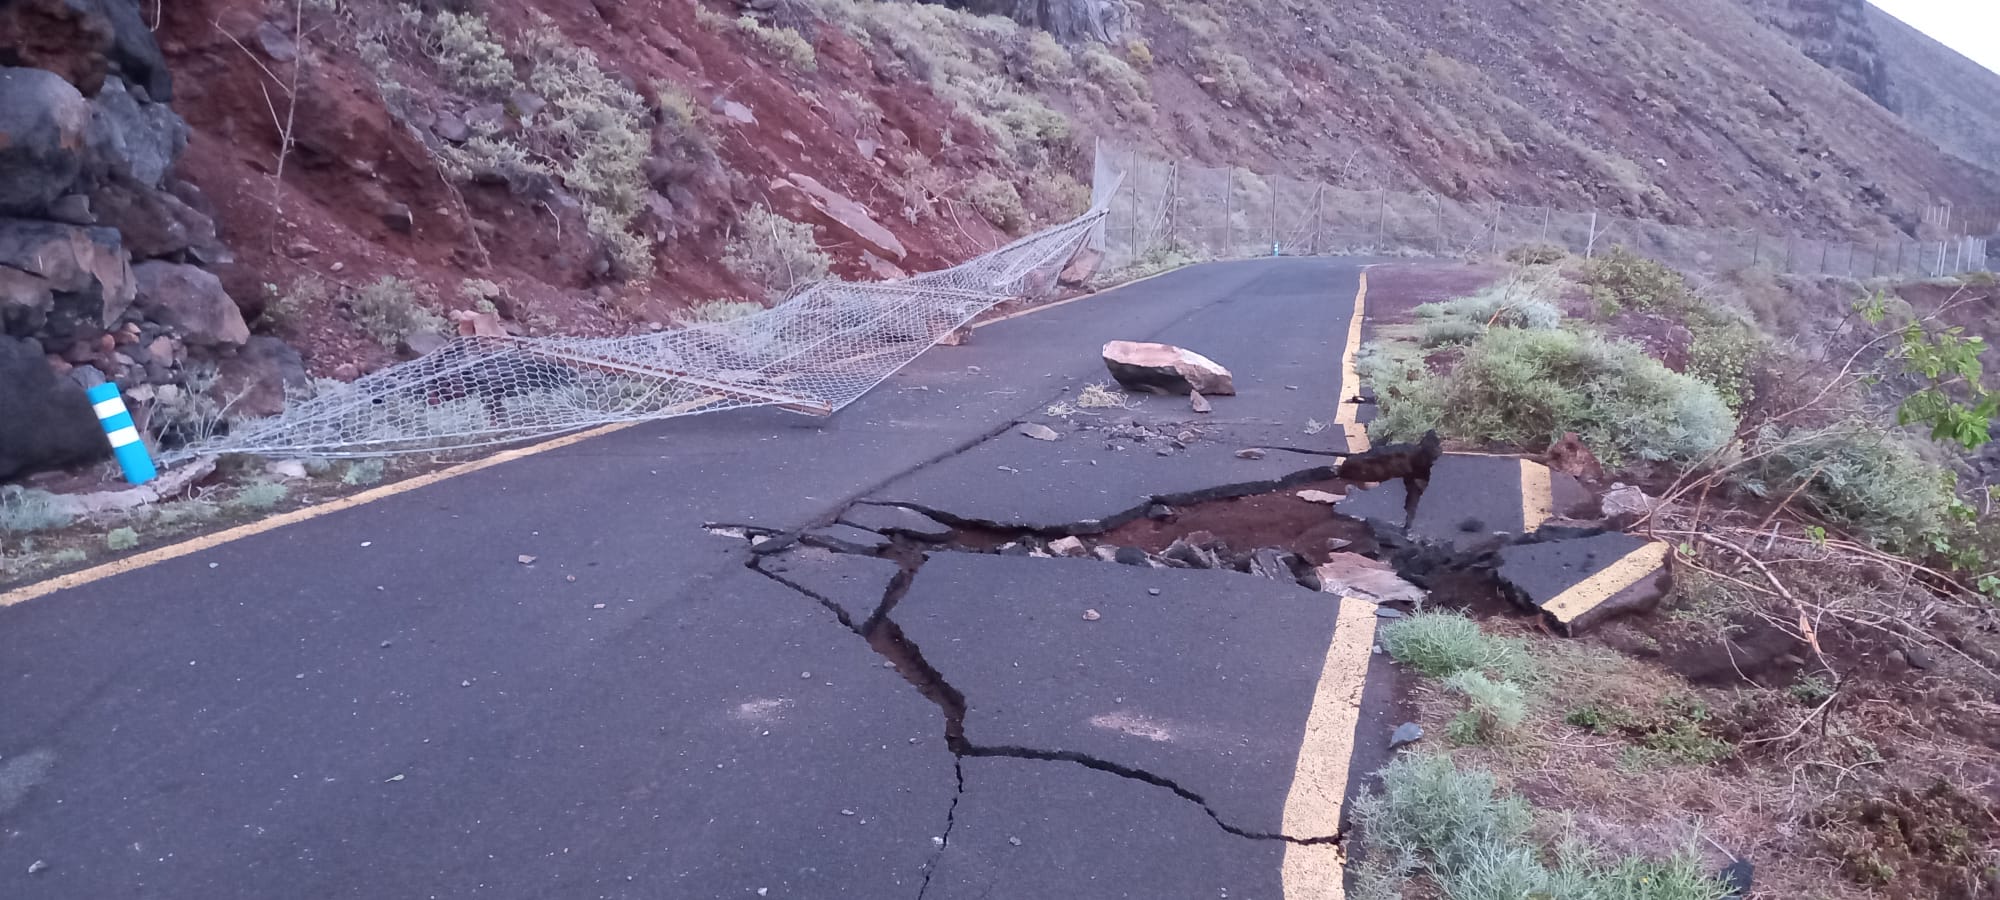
[1101,341,1235,396]
[1017,422,1060,441]
[1188,390,1211,413]
[1312,553,1427,605]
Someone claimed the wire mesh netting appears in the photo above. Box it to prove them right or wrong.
[165,207,1110,463]
[1097,145,1993,279]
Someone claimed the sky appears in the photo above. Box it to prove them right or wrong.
[1870,0,2000,75]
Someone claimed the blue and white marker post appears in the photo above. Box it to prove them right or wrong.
[85,382,157,485]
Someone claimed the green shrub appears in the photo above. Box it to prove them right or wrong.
[1420,318,1486,347]
[1078,43,1151,120]
[0,487,74,534]
[1411,283,1564,334]
[520,18,656,277]
[428,9,520,96]
[725,205,832,297]
[1380,612,1533,681]
[106,526,139,550]
[1444,670,1527,744]
[1355,754,1731,900]
[967,173,1027,233]
[1373,327,1736,465]
[673,299,765,326]
[1583,246,1691,312]
[228,481,290,513]
[734,15,817,71]
[342,458,387,486]
[1746,423,1955,545]
[1682,306,1762,410]
[351,276,447,348]
[1505,243,1567,265]
[261,275,336,330]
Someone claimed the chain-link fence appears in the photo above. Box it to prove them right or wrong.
[1098,145,1991,278]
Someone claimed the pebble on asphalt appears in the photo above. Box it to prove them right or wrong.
[1082,609,1102,621]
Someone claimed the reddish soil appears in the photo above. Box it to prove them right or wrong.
[1097,477,1377,565]
[1362,262,1507,319]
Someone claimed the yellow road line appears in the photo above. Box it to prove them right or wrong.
[0,424,633,608]
[1280,596,1380,899]
[1518,460,1554,532]
[1278,268,1383,898]
[1334,271,1370,453]
[1541,541,1670,626]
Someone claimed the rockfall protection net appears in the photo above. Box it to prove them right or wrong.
[164,207,1111,463]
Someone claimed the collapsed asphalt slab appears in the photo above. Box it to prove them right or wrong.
[1497,531,1672,634]
[1337,453,1591,547]
[0,568,955,899]
[867,430,1337,533]
[924,756,1289,900]
[758,544,905,625]
[893,553,1344,838]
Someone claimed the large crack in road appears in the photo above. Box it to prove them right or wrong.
[750,539,1350,851]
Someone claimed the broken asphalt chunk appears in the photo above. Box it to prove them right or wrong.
[1017,422,1061,441]
[839,503,953,541]
[1189,390,1212,413]
[1313,553,1426,605]
[1388,722,1423,750]
[1234,448,1267,460]
[802,524,893,555]
[1495,531,1670,635]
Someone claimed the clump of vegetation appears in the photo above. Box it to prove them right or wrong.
[106,527,139,551]
[342,458,387,486]
[1077,43,1152,121]
[1350,754,1728,900]
[1582,247,1691,313]
[1365,327,1736,465]
[1380,612,1533,681]
[734,15,817,71]
[149,363,240,447]
[1443,670,1527,744]
[724,206,832,298]
[673,299,765,326]
[967,173,1028,233]
[1411,280,1564,347]
[261,275,337,331]
[1744,423,1956,546]
[1504,243,1567,265]
[227,481,291,513]
[0,487,74,534]
[350,276,448,348]
[518,17,656,276]
[427,9,520,96]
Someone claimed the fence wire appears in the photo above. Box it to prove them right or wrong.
[166,207,1109,462]
[1097,146,1991,279]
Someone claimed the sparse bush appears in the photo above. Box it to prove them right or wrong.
[1123,38,1153,71]
[1380,612,1533,681]
[1444,670,1527,744]
[1505,243,1567,265]
[1682,306,1762,410]
[106,527,139,550]
[227,481,290,513]
[520,18,656,276]
[1583,246,1691,312]
[351,276,447,348]
[1373,327,1737,465]
[261,275,336,330]
[735,15,817,71]
[428,9,520,96]
[967,173,1027,233]
[725,205,832,297]
[1745,423,1956,545]
[1354,754,1730,900]
[0,487,74,534]
[150,362,239,446]
[1420,318,1485,347]
[1025,171,1091,223]
[1412,284,1564,334]
[673,299,765,326]
[149,498,219,529]
[343,458,387,486]
[1078,43,1151,120]
[1193,48,1266,107]
[1016,30,1071,85]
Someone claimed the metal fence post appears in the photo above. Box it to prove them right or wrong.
[1750,231,1761,268]
[1311,185,1324,256]
[1818,241,1829,274]
[1165,162,1179,250]
[1894,241,1904,276]
[1784,235,1793,272]
[1586,211,1598,259]
[1376,189,1388,246]
[1541,206,1551,242]
[1434,200,1444,256]
[1489,203,1501,257]
[1270,174,1281,256]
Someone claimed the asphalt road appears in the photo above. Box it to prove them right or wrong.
[2,258,1391,900]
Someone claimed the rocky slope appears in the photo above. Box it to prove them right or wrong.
[4,0,1997,485]
[1864,4,2000,192]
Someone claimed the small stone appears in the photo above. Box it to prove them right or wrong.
[1388,722,1424,750]
[359,541,372,548]
[1295,489,1343,504]
[517,554,537,565]
[592,603,606,609]
[800,671,812,679]
[1146,503,1174,520]
[1147,588,1161,596]
[565,575,577,583]
[1008,836,1023,847]
[1047,536,1087,557]
[1189,390,1211,413]
[1235,448,1267,460]
[460,680,471,687]
[1375,607,1405,619]
[840,808,856,816]
[28,860,49,875]
[1081,608,1101,621]
[1018,422,1060,441]
[1903,645,1935,670]
[1113,546,1151,566]
[1325,538,1352,552]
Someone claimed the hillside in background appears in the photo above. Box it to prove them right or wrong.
[5,0,2000,482]
[1864,4,2000,196]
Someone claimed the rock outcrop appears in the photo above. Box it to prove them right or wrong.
[0,0,300,481]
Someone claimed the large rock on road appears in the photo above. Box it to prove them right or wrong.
[1101,340,1235,395]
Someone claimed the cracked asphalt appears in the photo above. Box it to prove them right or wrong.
[0,258,1398,899]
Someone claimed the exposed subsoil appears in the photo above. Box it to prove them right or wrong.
[1095,477,1375,566]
